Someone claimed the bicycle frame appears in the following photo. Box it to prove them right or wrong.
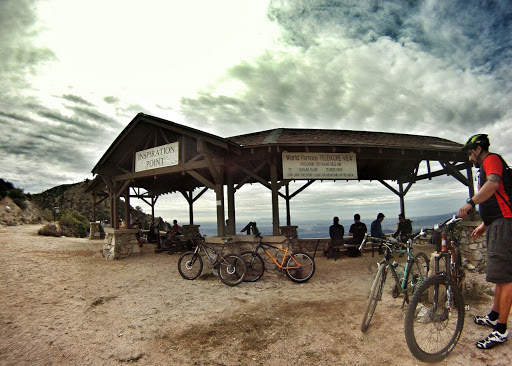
[432,216,465,286]
[360,231,429,298]
[253,238,301,270]
[193,237,228,266]
[381,244,424,295]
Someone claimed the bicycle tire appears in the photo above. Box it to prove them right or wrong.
[361,263,387,332]
[409,252,430,293]
[178,252,203,280]
[218,254,246,286]
[404,274,465,363]
[284,251,315,283]
[240,251,265,282]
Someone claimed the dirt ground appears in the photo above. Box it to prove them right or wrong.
[1,225,511,366]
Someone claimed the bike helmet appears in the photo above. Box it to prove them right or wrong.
[461,134,490,152]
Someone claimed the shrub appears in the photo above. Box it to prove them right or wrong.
[38,224,62,237]
[59,210,89,238]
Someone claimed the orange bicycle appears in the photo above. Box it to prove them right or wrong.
[239,234,315,283]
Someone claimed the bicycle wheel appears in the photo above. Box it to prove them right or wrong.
[284,251,315,283]
[409,252,430,293]
[404,274,465,363]
[240,251,265,282]
[361,263,387,332]
[178,252,203,280]
[217,254,246,286]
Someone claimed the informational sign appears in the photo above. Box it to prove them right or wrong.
[282,152,358,179]
[135,142,179,172]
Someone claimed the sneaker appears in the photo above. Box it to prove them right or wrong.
[476,330,509,349]
[474,314,498,328]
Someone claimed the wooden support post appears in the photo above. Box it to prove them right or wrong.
[124,186,130,227]
[188,190,194,225]
[467,167,476,221]
[270,158,280,235]
[227,169,236,235]
[399,182,405,216]
[285,183,291,226]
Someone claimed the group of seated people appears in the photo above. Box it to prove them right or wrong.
[325,212,412,258]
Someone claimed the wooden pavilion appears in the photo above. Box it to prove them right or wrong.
[89,113,473,237]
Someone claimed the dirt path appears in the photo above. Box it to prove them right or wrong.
[0,225,510,365]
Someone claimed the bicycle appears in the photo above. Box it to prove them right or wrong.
[240,234,315,283]
[360,232,430,332]
[404,215,465,363]
[178,235,247,286]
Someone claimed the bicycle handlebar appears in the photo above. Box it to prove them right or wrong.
[433,215,462,232]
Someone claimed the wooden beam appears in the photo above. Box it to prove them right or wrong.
[186,170,215,190]
[113,160,210,181]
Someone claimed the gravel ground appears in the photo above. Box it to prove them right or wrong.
[1,224,511,366]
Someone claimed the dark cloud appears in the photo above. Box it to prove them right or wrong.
[0,0,56,92]
[61,94,94,106]
[181,0,511,141]
[104,96,119,104]
[268,0,512,72]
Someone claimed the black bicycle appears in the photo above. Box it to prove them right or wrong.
[404,215,465,363]
[178,235,246,286]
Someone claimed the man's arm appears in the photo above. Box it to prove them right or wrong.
[459,178,499,218]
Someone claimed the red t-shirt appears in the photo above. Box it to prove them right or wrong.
[479,154,512,223]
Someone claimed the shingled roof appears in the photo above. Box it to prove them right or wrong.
[228,128,462,152]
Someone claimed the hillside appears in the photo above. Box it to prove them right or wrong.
[29,180,159,230]
[30,180,110,223]
[0,196,43,226]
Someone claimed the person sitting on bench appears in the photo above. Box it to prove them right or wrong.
[344,214,367,257]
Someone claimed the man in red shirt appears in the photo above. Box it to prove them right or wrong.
[459,134,512,349]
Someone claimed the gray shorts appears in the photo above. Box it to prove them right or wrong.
[486,217,512,283]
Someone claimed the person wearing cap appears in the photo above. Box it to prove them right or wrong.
[371,213,386,254]
[458,133,512,350]
[393,213,412,243]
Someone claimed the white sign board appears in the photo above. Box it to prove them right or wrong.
[135,142,179,172]
[282,152,358,179]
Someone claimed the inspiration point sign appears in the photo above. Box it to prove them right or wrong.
[135,142,179,172]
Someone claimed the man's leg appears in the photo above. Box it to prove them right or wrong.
[497,282,512,325]
[476,282,512,349]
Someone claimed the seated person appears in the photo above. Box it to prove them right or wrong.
[344,214,367,257]
[325,216,344,258]
[392,213,412,243]
[171,219,182,237]
[370,213,386,254]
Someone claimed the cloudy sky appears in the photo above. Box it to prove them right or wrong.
[1,0,512,226]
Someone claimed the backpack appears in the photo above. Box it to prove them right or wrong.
[494,155,512,210]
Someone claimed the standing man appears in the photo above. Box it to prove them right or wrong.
[371,213,386,254]
[458,134,512,349]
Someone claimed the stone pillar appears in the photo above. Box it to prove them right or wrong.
[181,225,200,240]
[103,228,140,259]
[280,225,298,238]
[459,221,487,272]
